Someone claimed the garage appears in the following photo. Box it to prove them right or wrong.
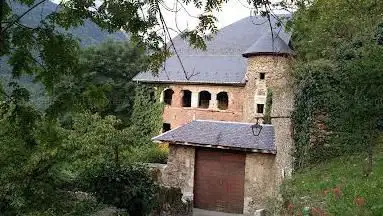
[152,120,277,214]
[194,148,245,214]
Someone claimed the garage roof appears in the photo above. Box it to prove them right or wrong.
[152,120,276,154]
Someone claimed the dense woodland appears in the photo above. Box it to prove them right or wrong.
[0,0,382,215]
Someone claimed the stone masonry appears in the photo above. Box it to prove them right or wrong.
[242,55,294,213]
[160,144,195,202]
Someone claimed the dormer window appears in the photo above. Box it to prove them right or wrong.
[260,73,265,80]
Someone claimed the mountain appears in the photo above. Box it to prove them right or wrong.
[0,1,128,109]
[12,0,127,45]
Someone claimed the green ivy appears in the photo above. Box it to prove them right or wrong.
[291,0,383,170]
[130,84,164,145]
[263,88,273,124]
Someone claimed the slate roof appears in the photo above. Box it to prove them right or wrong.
[242,32,294,57]
[153,120,276,154]
[133,15,292,85]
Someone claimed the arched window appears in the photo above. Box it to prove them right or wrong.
[181,90,192,107]
[217,92,229,110]
[198,91,211,109]
[163,89,174,105]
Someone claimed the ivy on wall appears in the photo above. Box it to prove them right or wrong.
[263,88,273,124]
[291,0,383,170]
[130,84,164,145]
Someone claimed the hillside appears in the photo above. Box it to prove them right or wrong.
[279,140,383,215]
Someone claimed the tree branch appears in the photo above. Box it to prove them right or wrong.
[157,3,190,80]
[1,0,48,34]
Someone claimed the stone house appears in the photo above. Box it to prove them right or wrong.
[133,15,294,215]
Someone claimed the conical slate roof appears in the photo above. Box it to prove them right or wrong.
[242,32,294,57]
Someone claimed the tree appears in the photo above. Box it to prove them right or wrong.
[47,40,148,125]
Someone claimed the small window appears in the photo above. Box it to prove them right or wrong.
[257,104,264,114]
[260,73,265,80]
[182,90,192,107]
[163,89,174,105]
[149,90,156,103]
[162,123,171,133]
[198,91,211,109]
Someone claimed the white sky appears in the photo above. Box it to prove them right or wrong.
[159,0,255,34]
[51,0,255,37]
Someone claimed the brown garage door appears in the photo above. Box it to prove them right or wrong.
[194,148,245,214]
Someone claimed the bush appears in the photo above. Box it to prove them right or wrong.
[125,144,168,164]
[81,163,159,216]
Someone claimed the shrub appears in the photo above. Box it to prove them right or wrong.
[125,144,168,164]
[81,163,159,216]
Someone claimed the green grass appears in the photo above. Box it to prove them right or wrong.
[281,143,383,216]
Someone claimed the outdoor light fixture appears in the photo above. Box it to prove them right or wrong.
[251,118,263,136]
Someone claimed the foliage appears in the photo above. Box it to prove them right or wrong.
[279,139,383,216]
[81,163,159,216]
[263,88,273,124]
[130,84,164,144]
[62,112,134,175]
[49,40,148,125]
[0,84,109,215]
[126,144,169,164]
[80,41,148,124]
[291,0,383,168]
[0,86,156,215]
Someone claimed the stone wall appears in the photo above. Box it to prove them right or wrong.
[243,55,294,207]
[266,56,294,185]
[160,84,244,128]
[244,153,276,215]
[159,144,195,201]
[242,55,292,122]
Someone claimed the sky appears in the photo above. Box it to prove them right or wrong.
[51,0,256,37]
[160,0,255,35]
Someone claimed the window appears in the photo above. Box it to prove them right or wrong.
[257,104,265,114]
[182,90,192,107]
[260,73,265,80]
[162,123,171,132]
[198,91,211,109]
[163,89,174,105]
[217,92,229,110]
[149,88,156,102]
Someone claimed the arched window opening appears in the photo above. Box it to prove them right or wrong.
[182,90,192,107]
[198,91,211,109]
[217,92,229,110]
[163,89,174,105]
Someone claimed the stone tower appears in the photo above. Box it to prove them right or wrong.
[242,32,295,187]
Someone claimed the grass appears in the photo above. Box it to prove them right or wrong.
[280,143,383,216]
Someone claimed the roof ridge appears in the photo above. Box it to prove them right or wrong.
[194,119,273,126]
